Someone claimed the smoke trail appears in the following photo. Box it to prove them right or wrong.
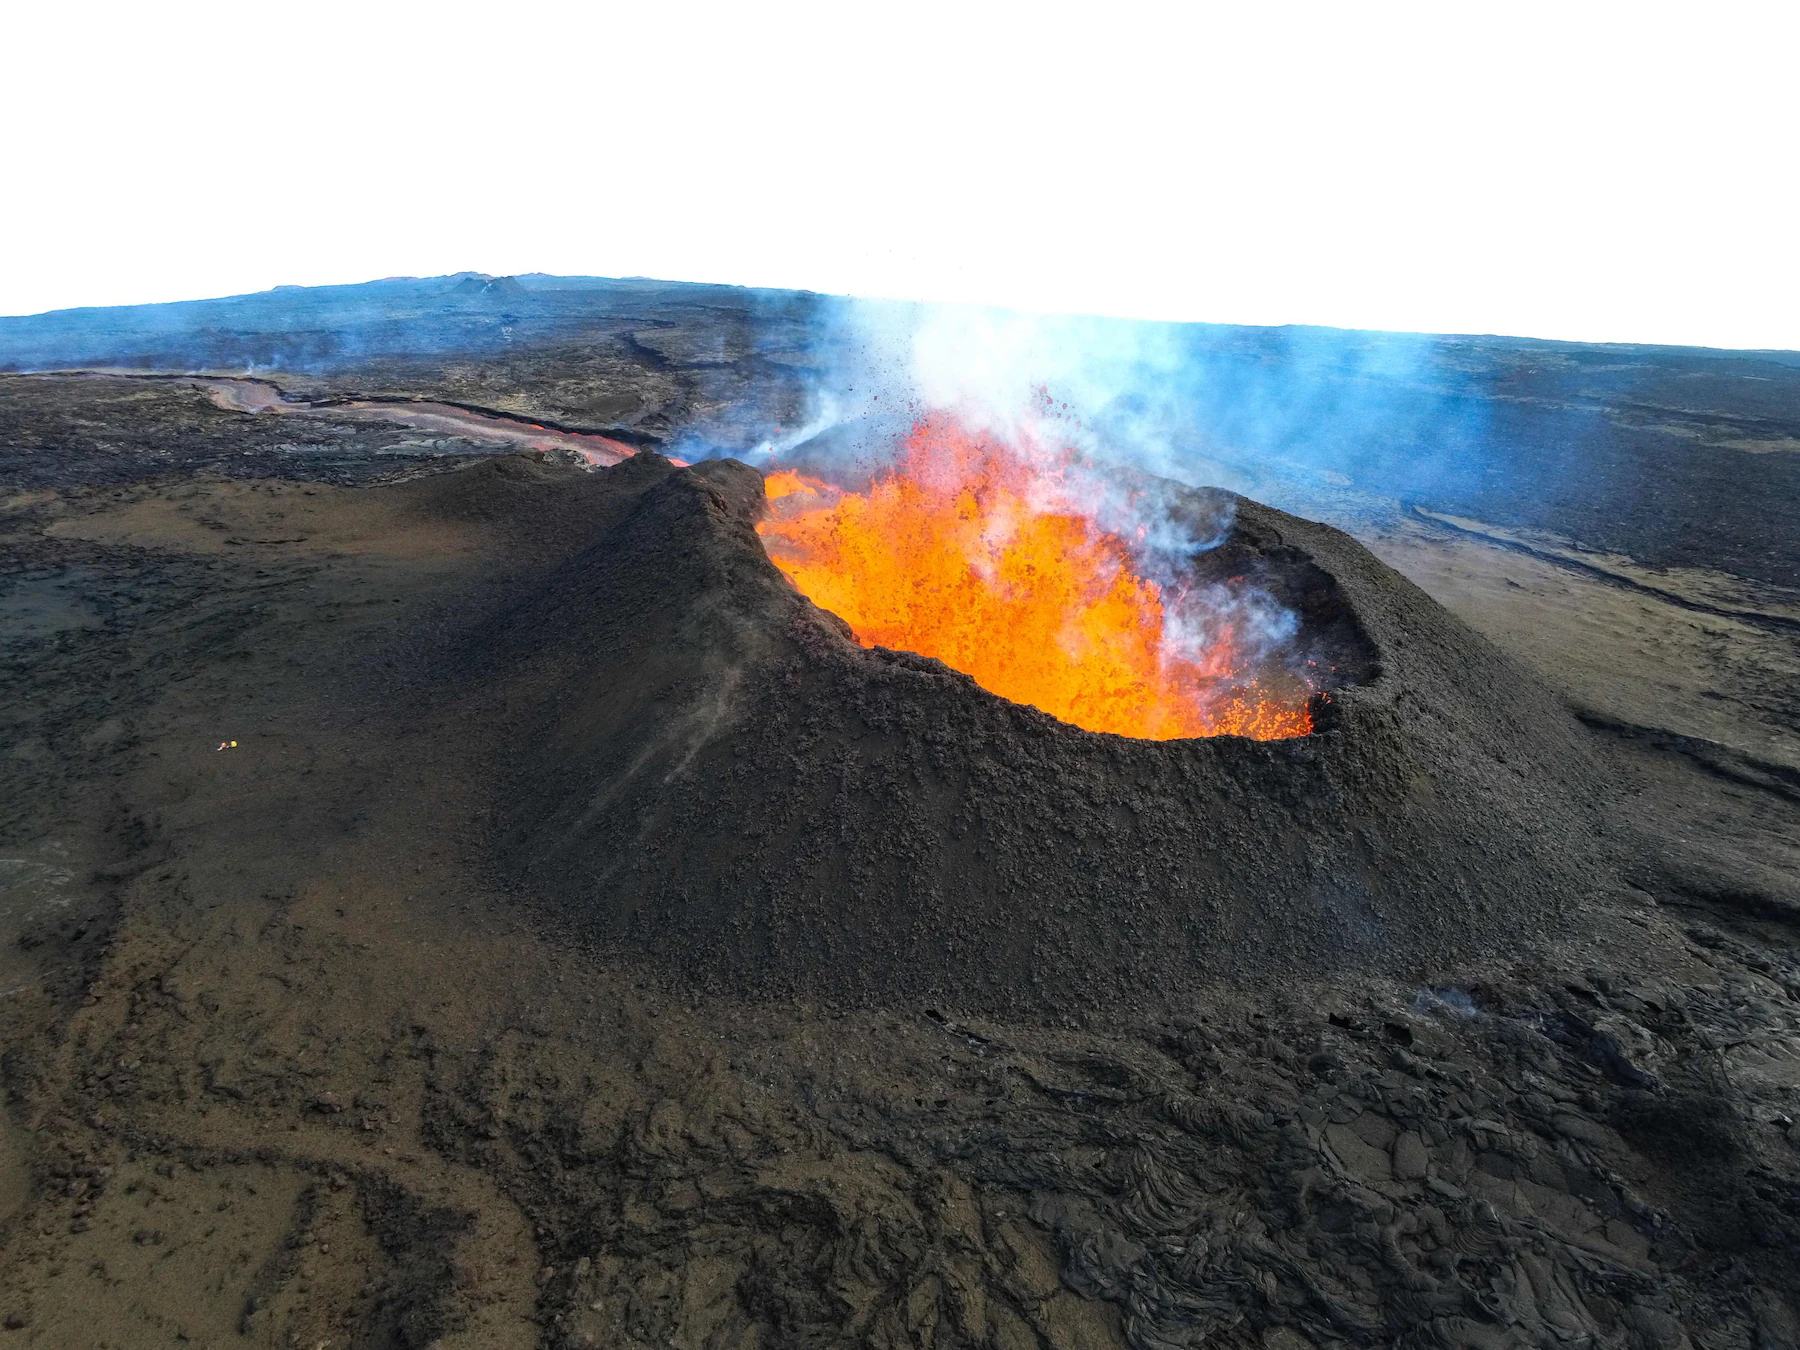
[722,297,1508,701]
[733,296,1494,527]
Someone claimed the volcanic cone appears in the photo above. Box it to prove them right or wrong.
[490,453,1618,1013]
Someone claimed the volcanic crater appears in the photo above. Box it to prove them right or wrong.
[492,450,1618,1014]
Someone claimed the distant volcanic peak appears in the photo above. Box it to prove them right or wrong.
[448,274,527,300]
[757,414,1333,741]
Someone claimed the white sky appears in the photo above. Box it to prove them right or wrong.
[5,2,1796,349]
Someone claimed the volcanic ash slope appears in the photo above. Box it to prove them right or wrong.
[489,453,1621,1013]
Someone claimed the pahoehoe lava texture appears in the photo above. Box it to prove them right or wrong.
[492,454,1618,1012]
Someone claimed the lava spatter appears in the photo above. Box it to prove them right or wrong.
[757,416,1312,741]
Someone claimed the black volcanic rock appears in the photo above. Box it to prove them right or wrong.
[488,453,1620,1014]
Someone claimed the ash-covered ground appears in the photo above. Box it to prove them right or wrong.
[1,277,1798,1349]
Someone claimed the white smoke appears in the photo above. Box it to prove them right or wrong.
[754,299,1317,690]
[790,299,1251,486]
[737,287,1496,530]
[763,299,1247,570]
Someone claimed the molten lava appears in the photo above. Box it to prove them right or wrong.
[757,417,1312,741]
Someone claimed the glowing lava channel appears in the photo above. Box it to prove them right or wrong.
[757,416,1312,741]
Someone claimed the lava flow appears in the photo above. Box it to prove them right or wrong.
[757,416,1313,740]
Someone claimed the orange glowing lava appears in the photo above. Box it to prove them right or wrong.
[756,417,1313,740]
[763,469,822,502]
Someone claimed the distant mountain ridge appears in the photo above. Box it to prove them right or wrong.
[0,272,811,374]
[4,272,1798,376]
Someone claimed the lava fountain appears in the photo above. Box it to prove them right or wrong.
[756,415,1314,740]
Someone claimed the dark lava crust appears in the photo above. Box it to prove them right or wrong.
[491,454,1619,1014]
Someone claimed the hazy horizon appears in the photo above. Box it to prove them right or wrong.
[5,270,1798,359]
